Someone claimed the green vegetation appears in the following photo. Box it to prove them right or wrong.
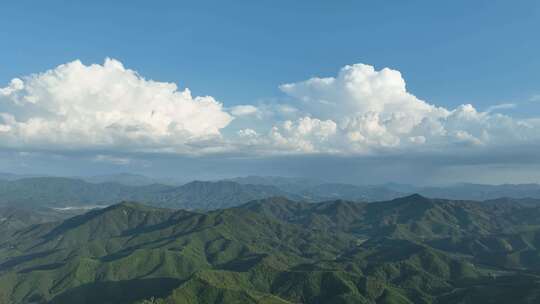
[0,178,298,209]
[1,195,540,303]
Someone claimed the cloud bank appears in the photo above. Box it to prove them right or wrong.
[272,64,538,154]
[0,59,233,153]
[1,59,538,160]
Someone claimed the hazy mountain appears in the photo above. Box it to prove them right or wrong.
[4,175,540,215]
[81,173,169,186]
[299,183,405,202]
[225,176,405,201]
[0,172,21,181]
[81,173,187,187]
[0,177,170,207]
[0,178,298,210]
[0,172,43,181]
[227,176,540,202]
[416,183,540,200]
[225,176,325,193]
[2,195,540,303]
[151,180,302,210]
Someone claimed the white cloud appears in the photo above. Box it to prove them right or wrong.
[237,128,258,137]
[275,104,299,115]
[0,58,233,153]
[269,64,540,154]
[267,117,338,153]
[1,59,539,159]
[230,105,259,117]
[0,79,24,96]
[486,103,516,113]
[279,64,448,125]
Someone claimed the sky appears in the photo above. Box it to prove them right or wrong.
[1,0,540,184]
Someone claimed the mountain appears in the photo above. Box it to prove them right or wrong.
[416,183,540,201]
[299,183,405,202]
[225,176,324,193]
[0,205,85,237]
[5,175,540,212]
[2,195,540,303]
[0,201,355,303]
[227,176,540,202]
[226,176,405,202]
[243,194,519,239]
[81,173,175,186]
[0,172,21,181]
[151,181,302,210]
[0,178,299,210]
[0,172,43,181]
[0,177,170,208]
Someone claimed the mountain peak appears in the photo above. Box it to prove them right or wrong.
[391,193,431,203]
[405,193,429,200]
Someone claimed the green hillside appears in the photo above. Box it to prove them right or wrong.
[1,195,540,303]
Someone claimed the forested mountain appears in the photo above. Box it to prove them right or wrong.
[2,195,540,303]
[0,178,298,210]
[226,176,540,202]
[150,181,302,210]
[0,206,83,236]
[3,175,540,212]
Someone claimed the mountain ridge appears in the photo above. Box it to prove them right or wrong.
[2,195,540,303]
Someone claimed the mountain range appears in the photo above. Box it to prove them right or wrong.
[2,195,540,303]
[0,178,298,210]
[3,174,540,211]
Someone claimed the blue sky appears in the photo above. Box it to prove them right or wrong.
[2,1,539,110]
[1,1,540,184]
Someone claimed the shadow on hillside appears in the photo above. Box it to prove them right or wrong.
[48,278,182,304]
[0,249,58,271]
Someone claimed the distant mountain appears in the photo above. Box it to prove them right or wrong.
[81,173,178,186]
[0,178,299,210]
[0,177,170,207]
[5,175,540,213]
[227,176,540,202]
[152,180,302,210]
[416,183,540,200]
[3,195,540,303]
[381,182,419,193]
[0,172,20,181]
[299,183,405,202]
[225,176,405,202]
[225,175,324,193]
[0,172,43,181]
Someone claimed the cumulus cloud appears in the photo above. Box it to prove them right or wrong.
[1,59,539,159]
[280,64,448,124]
[268,117,338,153]
[230,105,260,117]
[237,128,258,137]
[268,64,540,154]
[485,103,516,113]
[0,58,233,153]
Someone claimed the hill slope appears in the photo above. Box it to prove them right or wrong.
[2,195,540,303]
